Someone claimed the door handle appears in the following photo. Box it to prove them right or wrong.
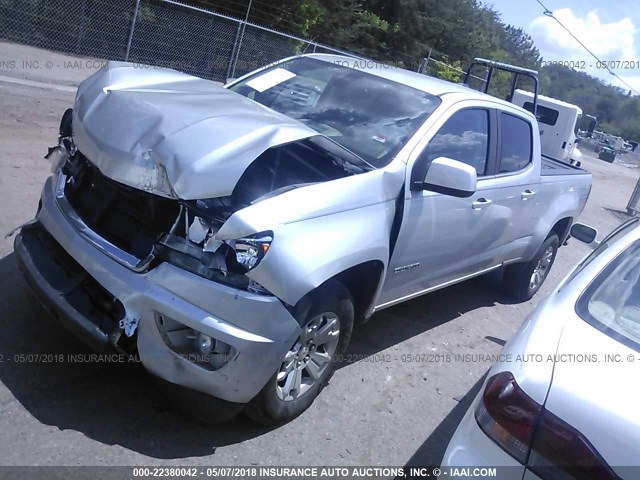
[472,198,492,210]
[521,189,536,200]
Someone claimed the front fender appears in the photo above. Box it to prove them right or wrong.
[247,200,396,306]
[214,164,405,306]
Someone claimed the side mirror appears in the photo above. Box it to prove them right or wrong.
[416,157,477,198]
[570,223,599,246]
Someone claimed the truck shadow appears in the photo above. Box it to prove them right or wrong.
[0,251,515,459]
[399,373,487,472]
[0,252,273,459]
[339,270,518,369]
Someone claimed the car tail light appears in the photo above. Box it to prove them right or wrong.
[475,371,541,463]
[476,372,619,480]
[528,409,620,480]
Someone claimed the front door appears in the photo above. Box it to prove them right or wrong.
[377,106,501,308]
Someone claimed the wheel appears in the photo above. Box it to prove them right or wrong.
[245,280,354,424]
[504,234,559,301]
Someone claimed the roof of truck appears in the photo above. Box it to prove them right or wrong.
[514,89,582,113]
[304,53,521,109]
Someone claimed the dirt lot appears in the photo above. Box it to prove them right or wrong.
[0,42,638,468]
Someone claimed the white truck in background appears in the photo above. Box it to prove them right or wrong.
[512,89,584,166]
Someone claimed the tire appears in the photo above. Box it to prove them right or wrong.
[504,234,559,301]
[245,280,354,425]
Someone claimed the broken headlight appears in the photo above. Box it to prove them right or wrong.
[184,200,272,272]
[231,233,273,271]
[163,203,274,293]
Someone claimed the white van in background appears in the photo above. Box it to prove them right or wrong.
[512,89,583,165]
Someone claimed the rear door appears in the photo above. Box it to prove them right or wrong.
[484,110,541,263]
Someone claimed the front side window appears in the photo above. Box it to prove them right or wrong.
[228,57,441,168]
[418,109,490,177]
[499,113,532,173]
[576,239,640,353]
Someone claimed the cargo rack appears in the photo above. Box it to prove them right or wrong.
[464,58,539,115]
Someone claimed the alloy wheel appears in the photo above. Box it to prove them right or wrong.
[530,245,554,291]
[276,312,340,401]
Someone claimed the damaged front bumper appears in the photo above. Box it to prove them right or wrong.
[14,174,301,405]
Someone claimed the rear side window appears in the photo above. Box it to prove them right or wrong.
[499,113,532,173]
[576,240,640,353]
[523,102,559,126]
[421,109,489,176]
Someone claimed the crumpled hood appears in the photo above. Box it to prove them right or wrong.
[72,61,318,199]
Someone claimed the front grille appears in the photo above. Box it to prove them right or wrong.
[64,157,180,259]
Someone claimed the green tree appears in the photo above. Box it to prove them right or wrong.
[194,0,640,140]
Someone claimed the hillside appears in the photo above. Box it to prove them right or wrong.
[199,0,639,140]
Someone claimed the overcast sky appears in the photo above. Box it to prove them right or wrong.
[489,0,640,93]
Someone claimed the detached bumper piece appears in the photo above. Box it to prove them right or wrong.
[15,223,130,353]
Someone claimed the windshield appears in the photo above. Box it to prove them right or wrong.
[228,57,441,167]
[576,226,640,352]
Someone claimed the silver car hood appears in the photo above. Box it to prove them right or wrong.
[72,62,318,199]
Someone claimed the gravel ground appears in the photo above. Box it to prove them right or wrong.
[0,42,638,468]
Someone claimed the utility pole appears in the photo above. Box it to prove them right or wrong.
[125,0,141,62]
[418,48,432,74]
[230,0,253,79]
[243,0,253,24]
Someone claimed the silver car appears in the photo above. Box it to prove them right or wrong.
[442,219,640,479]
[14,55,590,424]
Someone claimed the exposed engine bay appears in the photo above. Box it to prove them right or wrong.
[57,132,369,294]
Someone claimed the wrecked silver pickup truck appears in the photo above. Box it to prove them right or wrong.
[14,55,591,424]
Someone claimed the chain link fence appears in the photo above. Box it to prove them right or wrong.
[0,0,362,82]
[0,0,136,59]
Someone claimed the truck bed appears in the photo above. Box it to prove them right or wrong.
[541,155,589,176]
